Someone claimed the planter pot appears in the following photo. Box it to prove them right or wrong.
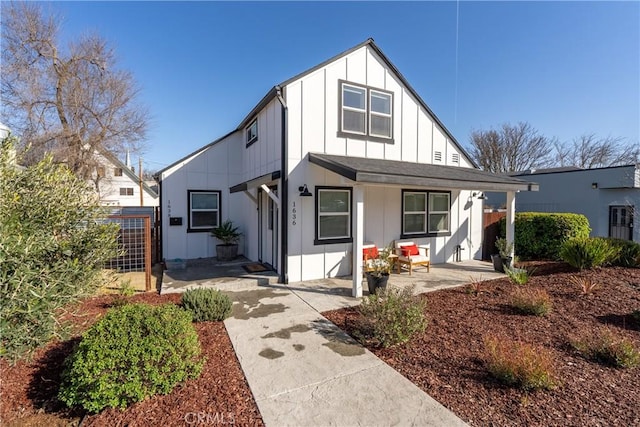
[365,273,389,295]
[491,254,513,273]
[216,244,238,261]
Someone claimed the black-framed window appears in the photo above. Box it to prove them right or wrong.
[401,190,451,238]
[188,190,221,232]
[315,187,353,245]
[246,118,258,147]
[119,187,134,196]
[338,80,394,143]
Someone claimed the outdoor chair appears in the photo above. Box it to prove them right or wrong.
[394,240,430,275]
[362,242,380,273]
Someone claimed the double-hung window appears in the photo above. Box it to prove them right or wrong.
[339,81,393,141]
[188,190,221,232]
[315,187,352,244]
[402,190,450,237]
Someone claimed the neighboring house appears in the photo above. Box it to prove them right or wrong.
[156,39,537,296]
[91,150,159,207]
[492,165,638,243]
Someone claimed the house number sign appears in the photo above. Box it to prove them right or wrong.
[291,202,297,226]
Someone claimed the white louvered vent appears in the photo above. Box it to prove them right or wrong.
[434,151,442,162]
[451,153,460,164]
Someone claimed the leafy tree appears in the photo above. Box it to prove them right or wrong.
[0,135,119,362]
[1,2,148,186]
[469,122,555,173]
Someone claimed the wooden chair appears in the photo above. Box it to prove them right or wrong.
[394,240,430,275]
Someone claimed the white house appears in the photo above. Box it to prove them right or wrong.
[506,165,639,243]
[156,39,537,296]
[92,150,158,207]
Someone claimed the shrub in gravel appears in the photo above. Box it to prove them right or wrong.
[59,303,203,413]
[182,288,233,322]
[358,285,427,348]
[560,237,620,270]
[568,275,600,295]
[505,266,530,285]
[572,328,640,369]
[483,335,557,391]
[599,238,640,267]
[510,287,552,316]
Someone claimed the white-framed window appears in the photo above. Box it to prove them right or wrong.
[403,191,427,235]
[114,167,123,176]
[339,80,393,141]
[246,118,258,146]
[428,192,450,233]
[316,187,352,244]
[341,84,367,135]
[188,190,221,232]
[119,187,134,196]
[369,90,392,138]
[402,190,451,237]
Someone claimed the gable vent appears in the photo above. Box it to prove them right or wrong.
[434,151,442,162]
[451,153,460,164]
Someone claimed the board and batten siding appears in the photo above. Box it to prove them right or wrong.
[284,44,480,283]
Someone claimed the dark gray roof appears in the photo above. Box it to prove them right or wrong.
[308,153,538,192]
[508,166,583,176]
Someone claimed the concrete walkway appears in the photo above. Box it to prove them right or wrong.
[224,284,468,426]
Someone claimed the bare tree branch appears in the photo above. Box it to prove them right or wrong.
[1,3,148,184]
[557,134,639,168]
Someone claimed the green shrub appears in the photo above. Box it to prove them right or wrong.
[59,303,203,413]
[0,138,119,362]
[181,288,232,322]
[572,328,640,369]
[484,335,557,391]
[358,286,427,347]
[632,310,640,322]
[510,287,552,316]
[505,266,530,285]
[560,237,620,270]
[598,238,640,267]
[499,212,590,260]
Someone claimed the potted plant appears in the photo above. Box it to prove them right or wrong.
[211,220,241,261]
[364,245,393,294]
[491,237,514,273]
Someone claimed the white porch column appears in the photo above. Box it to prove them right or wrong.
[506,191,516,258]
[352,185,364,298]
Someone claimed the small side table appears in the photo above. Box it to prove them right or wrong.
[387,253,399,273]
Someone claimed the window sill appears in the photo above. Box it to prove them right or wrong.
[314,237,353,246]
[336,131,394,144]
[400,231,451,239]
[246,138,258,148]
[187,228,214,233]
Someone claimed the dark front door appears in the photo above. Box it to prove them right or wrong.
[609,205,633,240]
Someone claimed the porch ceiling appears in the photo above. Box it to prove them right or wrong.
[308,153,538,192]
[230,170,281,193]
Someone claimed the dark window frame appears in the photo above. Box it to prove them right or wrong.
[187,190,221,233]
[314,186,353,245]
[400,189,452,238]
[114,167,123,177]
[119,187,134,196]
[337,80,394,144]
[246,118,258,147]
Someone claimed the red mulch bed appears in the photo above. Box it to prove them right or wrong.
[0,292,264,426]
[324,263,640,427]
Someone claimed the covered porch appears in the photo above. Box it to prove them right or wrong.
[308,153,538,297]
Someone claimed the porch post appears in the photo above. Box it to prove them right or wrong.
[506,191,516,258]
[352,185,364,298]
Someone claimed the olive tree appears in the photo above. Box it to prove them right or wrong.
[0,135,119,362]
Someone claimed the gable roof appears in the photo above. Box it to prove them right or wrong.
[158,38,477,176]
[99,150,158,198]
[238,38,477,168]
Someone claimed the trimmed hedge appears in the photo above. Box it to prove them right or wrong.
[500,213,590,260]
[59,304,203,413]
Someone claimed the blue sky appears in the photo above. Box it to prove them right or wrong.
[47,1,639,171]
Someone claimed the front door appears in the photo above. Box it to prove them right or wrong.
[609,205,634,240]
[258,186,278,269]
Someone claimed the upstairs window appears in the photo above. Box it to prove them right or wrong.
[96,166,105,177]
[246,119,258,147]
[119,187,134,196]
[114,167,123,176]
[339,81,393,142]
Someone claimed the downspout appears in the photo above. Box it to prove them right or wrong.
[275,86,288,284]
